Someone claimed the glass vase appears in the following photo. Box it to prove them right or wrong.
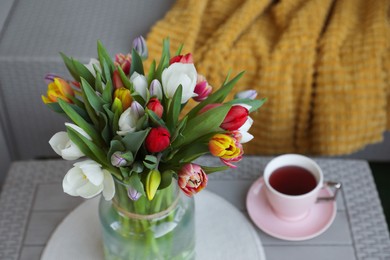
[98,178,195,260]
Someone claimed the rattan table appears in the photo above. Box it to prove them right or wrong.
[0,156,389,260]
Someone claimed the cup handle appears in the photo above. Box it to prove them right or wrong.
[317,181,342,202]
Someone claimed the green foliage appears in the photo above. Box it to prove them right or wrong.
[172,104,231,148]
[130,48,145,76]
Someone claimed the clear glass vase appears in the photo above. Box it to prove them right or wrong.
[98,178,195,260]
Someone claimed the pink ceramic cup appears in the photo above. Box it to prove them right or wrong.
[263,154,338,221]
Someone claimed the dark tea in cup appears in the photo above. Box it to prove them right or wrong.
[269,166,317,196]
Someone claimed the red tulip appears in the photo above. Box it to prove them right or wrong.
[199,104,249,131]
[169,53,193,64]
[145,127,171,153]
[147,98,164,118]
[113,70,124,89]
[221,105,249,131]
[178,163,208,196]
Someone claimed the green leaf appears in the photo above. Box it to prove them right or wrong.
[81,78,106,112]
[95,72,104,93]
[102,80,113,103]
[117,66,132,89]
[155,38,170,81]
[66,126,105,162]
[136,114,149,131]
[130,48,144,76]
[169,143,209,164]
[147,60,156,85]
[226,98,267,112]
[122,128,151,155]
[66,126,99,162]
[59,52,79,82]
[143,155,158,169]
[72,59,95,87]
[131,92,146,107]
[128,173,146,196]
[155,55,167,82]
[98,112,111,144]
[170,116,188,143]
[172,104,231,148]
[187,71,245,119]
[202,165,230,174]
[146,109,166,128]
[46,102,91,123]
[58,99,103,146]
[159,170,174,190]
[175,44,184,56]
[101,59,112,85]
[108,140,125,161]
[166,85,182,133]
[97,41,115,77]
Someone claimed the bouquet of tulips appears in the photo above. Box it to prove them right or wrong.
[42,36,265,202]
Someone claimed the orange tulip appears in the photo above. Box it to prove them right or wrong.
[42,77,74,104]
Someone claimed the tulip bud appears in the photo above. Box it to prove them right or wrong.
[170,53,193,64]
[234,90,257,100]
[149,79,163,100]
[113,70,125,89]
[220,105,249,131]
[127,185,142,201]
[115,53,132,75]
[147,98,164,118]
[145,169,161,200]
[193,74,212,102]
[145,127,171,153]
[111,151,128,167]
[132,36,148,60]
[178,164,208,197]
[110,151,133,167]
[113,87,132,110]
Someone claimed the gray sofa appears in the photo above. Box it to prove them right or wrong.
[0,0,389,184]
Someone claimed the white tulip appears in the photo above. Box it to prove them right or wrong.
[130,72,148,101]
[238,117,254,143]
[62,160,115,200]
[49,124,91,160]
[117,101,145,135]
[161,63,197,104]
[85,58,101,77]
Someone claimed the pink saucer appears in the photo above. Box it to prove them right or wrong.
[246,177,337,241]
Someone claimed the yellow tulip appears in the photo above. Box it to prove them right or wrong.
[42,78,74,104]
[113,87,132,111]
[209,134,243,168]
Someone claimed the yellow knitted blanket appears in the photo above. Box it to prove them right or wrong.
[146,0,390,155]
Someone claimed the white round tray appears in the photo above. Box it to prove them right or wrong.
[41,190,266,260]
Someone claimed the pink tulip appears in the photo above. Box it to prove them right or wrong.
[178,164,208,196]
[193,74,212,102]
